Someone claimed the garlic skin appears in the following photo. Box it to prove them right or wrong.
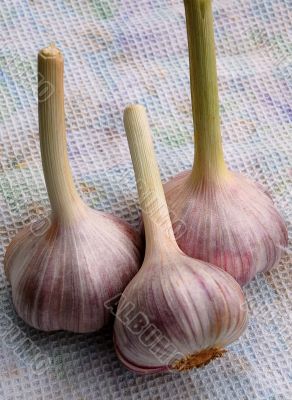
[114,104,247,374]
[162,0,288,286]
[114,241,247,373]
[164,171,288,286]
[5,210,141,332]
[4,45,142,333]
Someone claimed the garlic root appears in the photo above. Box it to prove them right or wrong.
[172,348,226,371]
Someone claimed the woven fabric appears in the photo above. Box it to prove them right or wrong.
[0,0,291,399]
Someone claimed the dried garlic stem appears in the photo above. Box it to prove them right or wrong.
[38,45,85,222]
[124,105,176,254]
[185,0,228,181]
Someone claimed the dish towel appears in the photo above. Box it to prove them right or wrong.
[0,0,291,399]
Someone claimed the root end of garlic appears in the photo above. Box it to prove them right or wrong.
[171,348,227,371]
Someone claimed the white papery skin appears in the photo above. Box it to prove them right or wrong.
[114,240,247,374]
[4,208,141,332]
[164,171,288,286]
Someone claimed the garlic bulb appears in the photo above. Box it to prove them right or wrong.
[113,105,247,374]
[163,0,288,286]
[4,45,142,333]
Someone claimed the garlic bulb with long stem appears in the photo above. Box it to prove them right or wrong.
[4,45,142,333]
[163,0,288,286]
[113,104,247,374]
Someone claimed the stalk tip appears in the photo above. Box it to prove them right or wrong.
[39,43,61,59]
[124,103,146,115]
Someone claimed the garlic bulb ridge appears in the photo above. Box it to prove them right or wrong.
[114,104,247,374]
[4,45,142,333]
[163,0,287,286]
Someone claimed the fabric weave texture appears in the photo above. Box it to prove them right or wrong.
[0,0,291,399]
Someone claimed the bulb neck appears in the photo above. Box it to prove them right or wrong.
[184,0,228,182]
[142,199,177,259]
[38,45,85,223]
[124,105,177,254]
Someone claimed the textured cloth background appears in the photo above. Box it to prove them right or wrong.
[0,0,291,399]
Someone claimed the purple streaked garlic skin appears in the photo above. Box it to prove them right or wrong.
[164,171,288,286]
[114,104,248,374]
[4,44,142,333]
[5,210,141,333]
[114,240,247,374]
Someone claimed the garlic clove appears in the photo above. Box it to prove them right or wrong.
[4,45,142,333]
[114,104,248,373]
[162,0,288,286]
